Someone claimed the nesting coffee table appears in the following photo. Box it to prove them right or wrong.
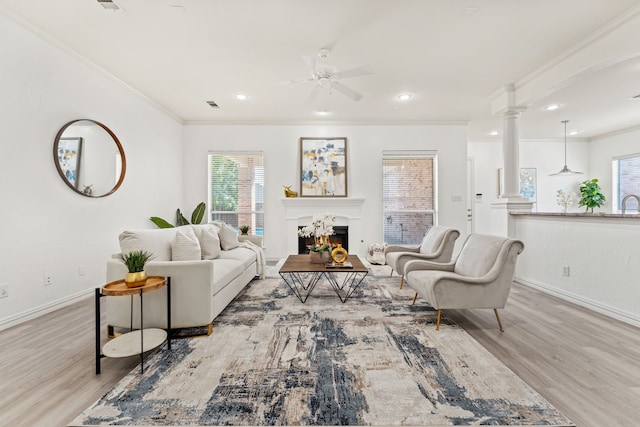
[279,254,368,303]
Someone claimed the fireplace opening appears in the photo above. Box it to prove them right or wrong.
[298,226,349,254]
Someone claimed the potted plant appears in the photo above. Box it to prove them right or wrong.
[239,225,250,235]
[122,250,153,287]
[578,179,606,213]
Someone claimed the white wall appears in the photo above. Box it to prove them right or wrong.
[0,15,184,329]
[183,124,468,260]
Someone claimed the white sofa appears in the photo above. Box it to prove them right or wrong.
[106,223,262,335]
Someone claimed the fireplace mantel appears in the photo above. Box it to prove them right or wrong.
[281,198,365,255]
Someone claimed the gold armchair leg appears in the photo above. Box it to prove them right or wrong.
[494,309,504,332]
[435,309,442,331]
[389,268,394,277]
[412,292,418,305]
[207,323,213,336]
[400,275,404,289]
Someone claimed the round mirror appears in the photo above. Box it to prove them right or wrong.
[53,119,126,197]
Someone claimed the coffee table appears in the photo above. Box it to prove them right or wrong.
[278,254,368,303]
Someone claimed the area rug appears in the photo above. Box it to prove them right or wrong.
[72,273,573,426]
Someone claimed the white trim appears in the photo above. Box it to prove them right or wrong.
[0,289,93,332]
[515,276,640,328]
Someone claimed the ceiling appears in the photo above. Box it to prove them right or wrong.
[2,0,640,141]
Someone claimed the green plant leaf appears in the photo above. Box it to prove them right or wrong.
[176,209,190,226]
[191,202,206,225]
[122,250,153,272]
[150,217,175,228]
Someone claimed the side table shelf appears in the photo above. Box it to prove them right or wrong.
[95,276,171,374]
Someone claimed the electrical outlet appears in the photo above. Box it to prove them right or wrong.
[45,274,53,286]
[0,284,8,298]
[562,266,570,277]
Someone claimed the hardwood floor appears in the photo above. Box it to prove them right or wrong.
[0,281,638,426]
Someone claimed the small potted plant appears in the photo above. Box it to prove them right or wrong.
[122,250,153,287]
[578,178,606,213]
[239,225,250,235]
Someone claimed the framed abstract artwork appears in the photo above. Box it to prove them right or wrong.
[56,137,83,188]
[299,137,348,197]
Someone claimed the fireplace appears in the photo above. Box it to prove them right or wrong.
[281,197,364,255]
[298,226,349,254]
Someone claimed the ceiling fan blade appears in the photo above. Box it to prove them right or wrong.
[331,81,363,101]
[305,84,322,104]
[302,55,318,75]
[332,65,375,80]
[274,77,315,86]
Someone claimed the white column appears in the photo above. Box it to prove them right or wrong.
[491,85,533,237]
[501,110,523,198]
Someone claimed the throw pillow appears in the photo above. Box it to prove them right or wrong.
[367,242,388,265]
[213,221,239,251]
[171,227,201,261]
[119,228,177,261]
[201,227,221,259]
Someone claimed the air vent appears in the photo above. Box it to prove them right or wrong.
[97,0,122,11]
[206,101,220,109]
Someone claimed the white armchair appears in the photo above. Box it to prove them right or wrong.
[403,233,524,331]
[384,226,460,288]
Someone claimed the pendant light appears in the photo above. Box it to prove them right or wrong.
[549,120,583,176]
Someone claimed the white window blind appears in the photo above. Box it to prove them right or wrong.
[383,152,437,244]
[613,153,640,211]
[208,152,264,235]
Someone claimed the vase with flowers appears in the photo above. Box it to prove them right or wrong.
[298,213,336,263]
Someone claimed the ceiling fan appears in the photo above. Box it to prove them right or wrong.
[279,48,375,103]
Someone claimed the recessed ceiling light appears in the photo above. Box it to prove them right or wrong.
[489,130,499,136]
[316,110,331,116]
[544,104,560,111]
[234,93,249,101]
[568,130,579,136]
[397,93,413,101]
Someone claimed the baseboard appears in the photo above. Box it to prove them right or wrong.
[515,276,640,328]
[0,288,93,332]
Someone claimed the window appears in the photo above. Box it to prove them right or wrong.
[383,151,437,244]
[208,152,264,235]
[613,154,640,211]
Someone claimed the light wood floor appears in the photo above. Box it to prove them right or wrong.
[1,282,638,427]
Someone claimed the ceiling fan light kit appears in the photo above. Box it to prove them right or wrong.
[549,120,583,176]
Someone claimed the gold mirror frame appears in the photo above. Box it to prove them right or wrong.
[53,119,126,198]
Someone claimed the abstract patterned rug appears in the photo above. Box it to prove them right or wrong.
[72,272,573,426]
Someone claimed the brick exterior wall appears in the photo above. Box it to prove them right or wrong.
[383,158,434,244]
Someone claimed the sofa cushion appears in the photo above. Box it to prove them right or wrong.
[216,247,256,270]
[212,259,246,294]
[172,227,201,261]
[119,228,177,261]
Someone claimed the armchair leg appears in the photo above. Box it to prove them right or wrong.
[412,293,418,305]
[400,275,404,289]
[494,309,504,332]
[207,323,213,336]
[389,268,394,277]
[435,309,442,331]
